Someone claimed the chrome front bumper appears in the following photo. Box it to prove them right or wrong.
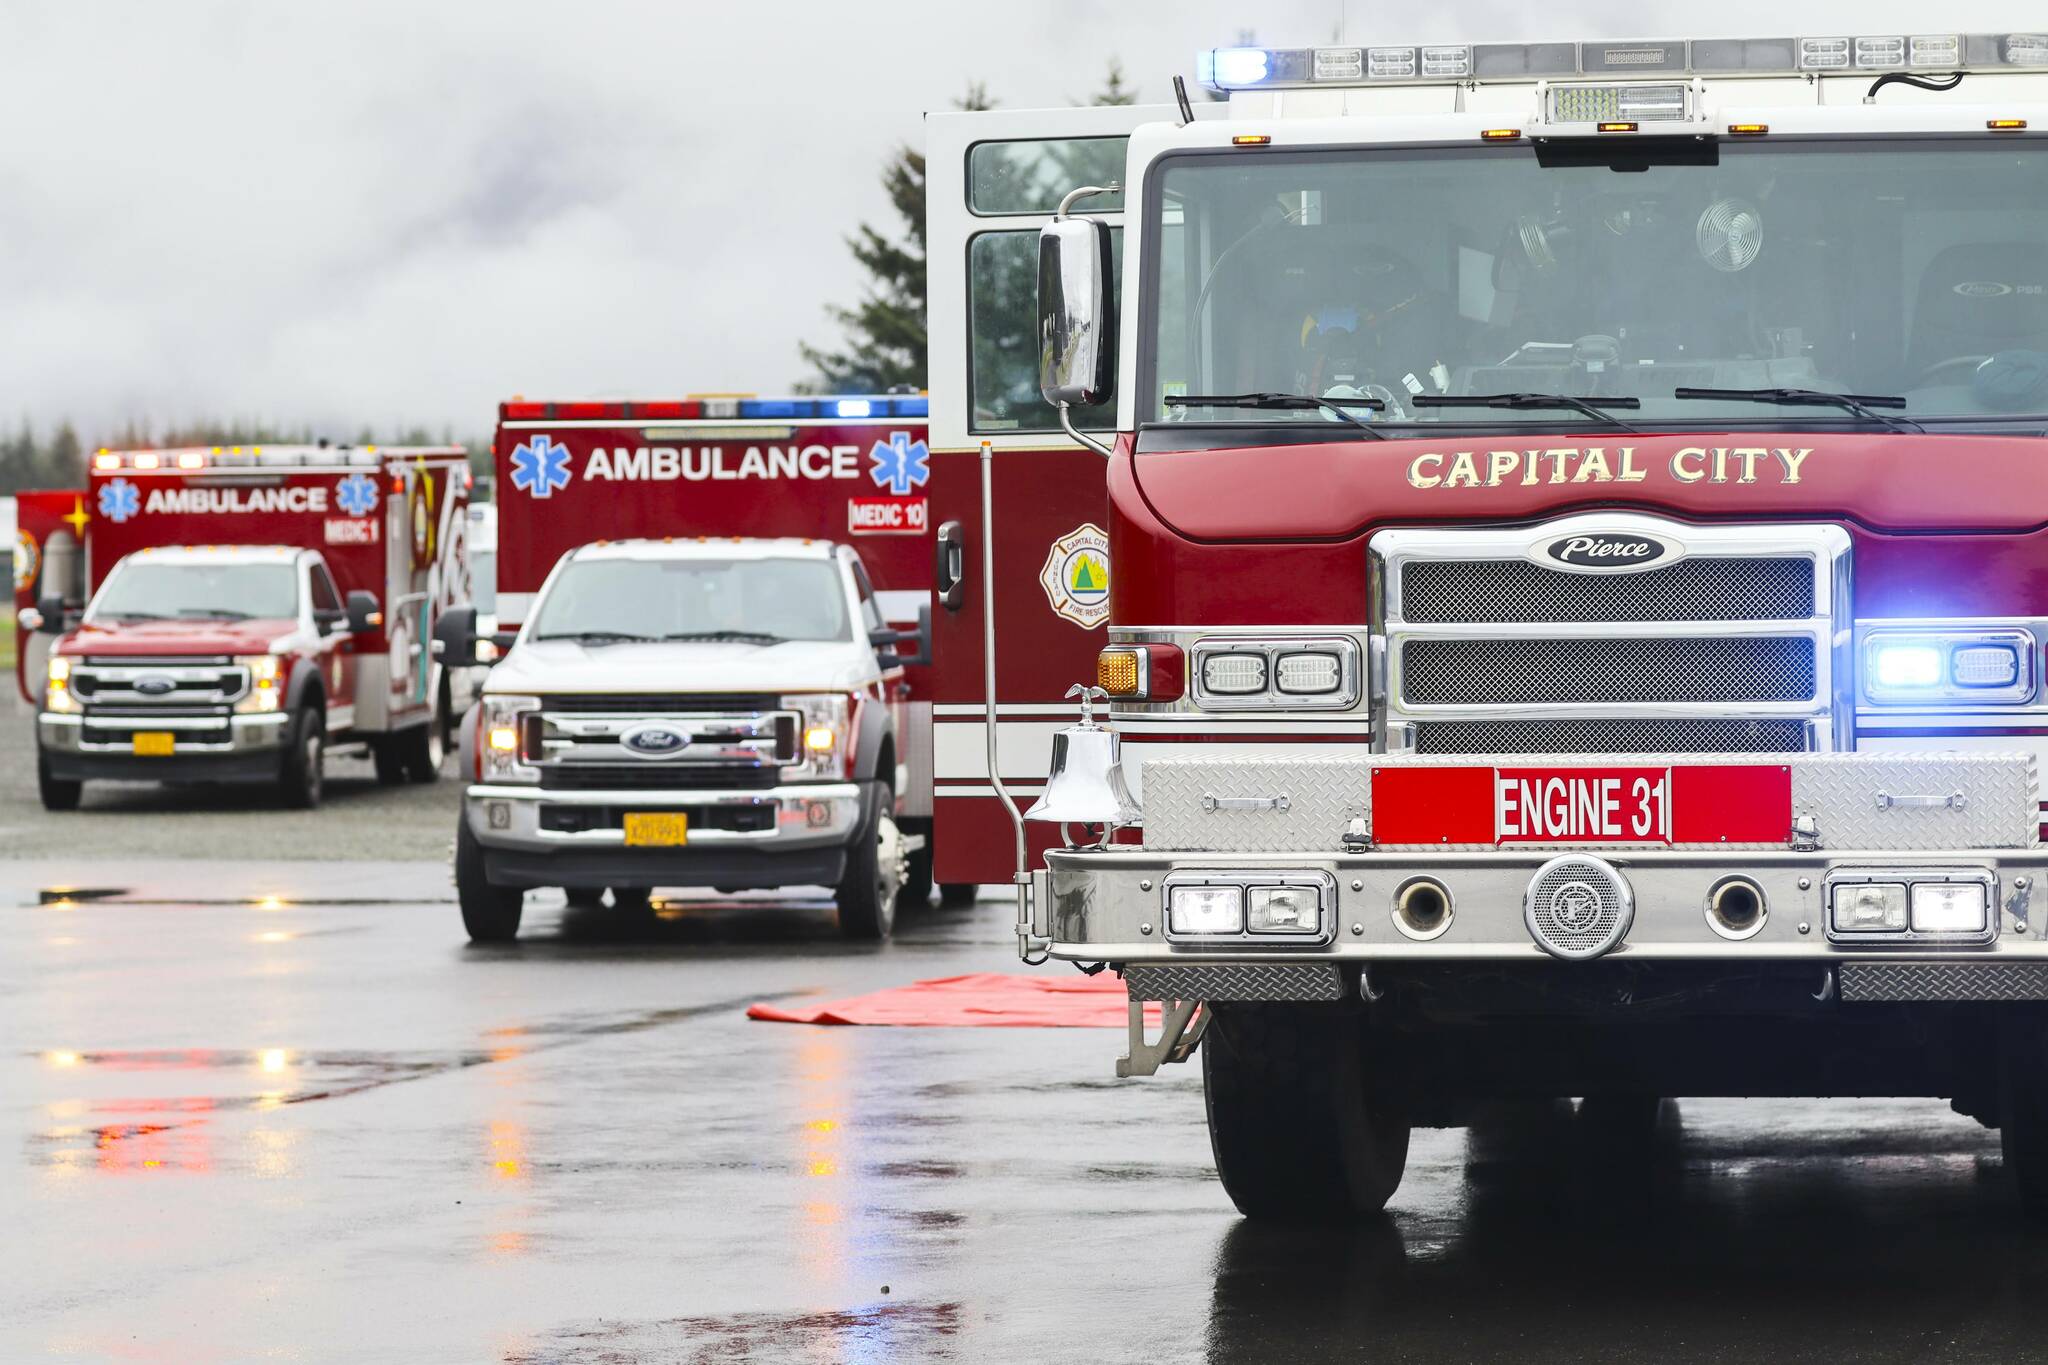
[38,710,288,755]
[464,780,864,854]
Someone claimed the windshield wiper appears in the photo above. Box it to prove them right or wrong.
[1672,386,1924,433]
[1411,392,1643,432]
[662,630,786,644]
[178,607,253,620]
[1165,391,1388,439]
[532,630,656,644]
[109,611,169,621]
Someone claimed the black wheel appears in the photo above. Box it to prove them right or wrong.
[371,739,405,786]
[456,818,523,942]
[37,755,82,812]
[897,826,934,914]
[279,708,324,810]
[2003,1020,2048,1221]
[563,887,605,910]
[1204,1003,1410,1221]
[398,691,447,783]
[937,883,980,908]
[835,783,907,941]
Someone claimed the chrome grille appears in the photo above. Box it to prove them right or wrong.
[1402,636,1816,706]
[534,702,797,788]
[1372,517,1849,756]
[1400,556,1813,623]
[1414,718,1807,755]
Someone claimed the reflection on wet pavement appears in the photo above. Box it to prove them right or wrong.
[11,863,2048,1361]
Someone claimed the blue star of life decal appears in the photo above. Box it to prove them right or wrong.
[509,434,573,498]
[98,477,141,524]
[335,471,380,517]
[867,430,930,496]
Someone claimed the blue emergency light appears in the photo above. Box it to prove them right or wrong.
[732,396,928,420]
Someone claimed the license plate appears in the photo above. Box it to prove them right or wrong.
[1369,764,1793,847]
[132,732,176,757]
[623,812,689,847]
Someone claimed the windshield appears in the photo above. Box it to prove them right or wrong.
[528,557,850,643]
[88,561,299,622]
[1146,140,2048,428]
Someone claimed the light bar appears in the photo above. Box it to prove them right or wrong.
[1546,82,1690,125]
[1195,32,2048,90]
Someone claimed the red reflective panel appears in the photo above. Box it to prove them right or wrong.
[500,401,547,419]
[629,400,698,420]
[558,402,614,419]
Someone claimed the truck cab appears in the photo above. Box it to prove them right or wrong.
[33,544,418,808]
[447,536,928,942]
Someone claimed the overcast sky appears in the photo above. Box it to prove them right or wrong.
[1,0,2041,440]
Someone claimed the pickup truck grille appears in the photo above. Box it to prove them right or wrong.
[71,658,249,708]
[1373,520,1848,754]
[532,698,798,788]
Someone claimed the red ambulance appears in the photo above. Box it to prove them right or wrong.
[17,444,473,808]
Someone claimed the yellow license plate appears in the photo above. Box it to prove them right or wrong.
[132,732,176,757]
[623,812,689,847]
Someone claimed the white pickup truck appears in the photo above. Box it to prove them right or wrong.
[437,537,929,942]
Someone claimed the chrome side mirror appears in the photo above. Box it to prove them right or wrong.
[1037,215,1117,409]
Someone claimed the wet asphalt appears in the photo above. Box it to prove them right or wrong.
[12,861,2048,1363]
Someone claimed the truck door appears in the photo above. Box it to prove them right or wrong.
[13,489,88,703]
[306,557,357,728]
[924,102,1171,885]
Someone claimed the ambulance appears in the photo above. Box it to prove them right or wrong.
[444,393,971,935]
[17,444,473,807]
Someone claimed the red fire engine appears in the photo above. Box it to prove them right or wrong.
[927,35,2048,1220]
[17,444,473,806]
[485,393,970,906]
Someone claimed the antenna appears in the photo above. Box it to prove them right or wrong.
[1173,74,1195,125]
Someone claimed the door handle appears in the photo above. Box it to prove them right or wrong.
[935,519,966,611]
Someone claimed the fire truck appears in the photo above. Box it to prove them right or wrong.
[925,34,2048,1218]
[441,394,967,937]
[17,444,473,807]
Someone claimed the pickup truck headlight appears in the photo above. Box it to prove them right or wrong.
[45,656,79,714]
[781,693,852,779]
[1864,629,2035,705]
[480,694,542,783]
[233,655,283,714]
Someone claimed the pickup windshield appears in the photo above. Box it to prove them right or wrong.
[528,557,850,643]
[1146,139,2048,429]
[88,562,299,622]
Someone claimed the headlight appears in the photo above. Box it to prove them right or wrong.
[233,655,283,714]
[781,693,853,779]
[480,694,542,783]
[1827,869,1997,944]
[1164,871,1333,943]
[45,656,79,714]
[1863,629,2035,704]
[1190,637,1361,710]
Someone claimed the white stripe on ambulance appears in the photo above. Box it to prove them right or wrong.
[582,446,860,482]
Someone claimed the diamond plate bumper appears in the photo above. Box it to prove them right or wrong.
[1839,962,2048,1002]
[1124,963,1344,1002]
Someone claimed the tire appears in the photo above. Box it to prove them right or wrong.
[2003,1019,2048,1221]
[563,887,605,910]
[456,818,524,942]
[37,755,82,812]
[938,883,980,908]
[371,739,405,786]
[398,691,448,784]
[279,708,324,810]
[836,783,907,941]
[1203,1003,1411,1221]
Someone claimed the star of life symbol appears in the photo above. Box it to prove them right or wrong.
[98,477,141,524]
[867,431,930,496]
[510,435,573,498]
[335,471,380,517]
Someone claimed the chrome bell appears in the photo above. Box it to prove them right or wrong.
[1025,685,1141,832]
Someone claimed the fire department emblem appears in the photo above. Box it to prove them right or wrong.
[13,529,38,594]
[1038,523,1111,629]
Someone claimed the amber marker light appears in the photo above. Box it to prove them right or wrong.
[1728,123,1770,136]
[1231,133,1273,146]
[1989,119,2029,131]
[1597,121,1638,133]
[1480,128,1522,141]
